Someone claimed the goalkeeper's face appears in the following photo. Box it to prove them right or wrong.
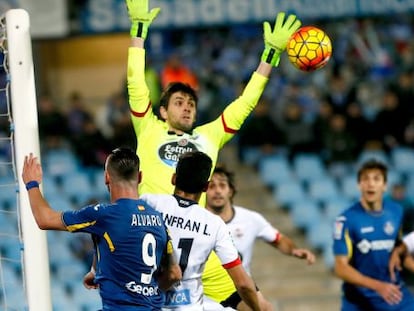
[160,91,197,133]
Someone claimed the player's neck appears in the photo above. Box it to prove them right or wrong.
[109,185,139,202]
[174,189,201,203]
[217,204,234,223]
[361,199,383,212]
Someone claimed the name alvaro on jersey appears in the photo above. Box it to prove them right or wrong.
[131,214,163,227]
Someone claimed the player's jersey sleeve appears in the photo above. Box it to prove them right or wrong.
[333,215,352,257]
[214,219,241,268]
[249,209,279,243]
[127,47,161,137]
[62,204,103,234]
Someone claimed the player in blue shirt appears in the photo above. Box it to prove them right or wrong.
[22,147,182,311]
[333,159,414,310]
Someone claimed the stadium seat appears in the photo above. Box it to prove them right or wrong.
[322,245,335,270]
[390,147,414,175]
[0,175,17,210]
[323,197,352,222]
[43,148,80,179]
[45,192,74,212]
[258,155,294,188]
[60,171,95,205]
[306,219,333,251]
[51,286,76,311]
[357,149,389,167]
[292,153,327,183]
[307,177,340,204]
[90,168,110,201]
[70,282,102,310]
[339,174,359,201]
[41,175,61,198]
[289,199,321,231]
[272,179,307,210]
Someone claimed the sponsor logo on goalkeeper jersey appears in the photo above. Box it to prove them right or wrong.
[125,281,159,296]
[158,140,198,167]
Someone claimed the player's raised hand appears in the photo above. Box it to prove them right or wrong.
[22,153,42,185]
[261,12,301,67]
[126,0,160,39]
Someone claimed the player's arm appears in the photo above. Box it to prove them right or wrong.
[335,255,402,305]
[22,153,66,231]
[225,264,260,311]
[157,239,182,291]
[125,0,160,129]
[84,254,98,289]
[203,12,302,141]
[272,233,316,265]
[390,232,414,281]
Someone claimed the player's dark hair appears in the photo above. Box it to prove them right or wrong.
[175,151,212,194]
[159,82,198,109]
[213,164,237,200]
[357,158,388,182]
[107,147,140,181]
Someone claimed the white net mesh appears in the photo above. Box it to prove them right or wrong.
[0,12,28,311]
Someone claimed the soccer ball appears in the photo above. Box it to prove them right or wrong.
[287,26,332,72]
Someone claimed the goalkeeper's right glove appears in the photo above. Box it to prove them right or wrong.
[261,12,301,67]
[126,0,160,39]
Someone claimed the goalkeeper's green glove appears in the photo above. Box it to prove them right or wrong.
[126,0,160,39]
[261,12,301,67]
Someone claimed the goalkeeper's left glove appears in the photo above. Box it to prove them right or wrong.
[126,0,160,39]
[261,12,302,67]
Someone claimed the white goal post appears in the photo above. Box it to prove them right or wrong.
[5,8,52,311]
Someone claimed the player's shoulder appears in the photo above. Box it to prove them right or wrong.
[383,198,403,211]
[233,205,265,221]
[334,201,360,222]
[140,193,173,203]
[234,205,258,216]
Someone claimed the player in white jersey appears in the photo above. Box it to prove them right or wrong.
[140,151,260,311]
[390,231,414,283]
[203,165,316,310]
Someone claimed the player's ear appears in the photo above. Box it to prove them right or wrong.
[171,173,176,186]
[138,171,142,184]
[159,105,168,120]
[202,181,209,192]
[104,170,110,185]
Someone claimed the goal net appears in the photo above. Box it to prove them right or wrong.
[0,8,52,311]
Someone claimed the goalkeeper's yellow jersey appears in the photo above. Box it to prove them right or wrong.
[127,46,268,302]
[202,250,237,302]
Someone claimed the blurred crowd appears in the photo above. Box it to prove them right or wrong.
[1,14,412,173]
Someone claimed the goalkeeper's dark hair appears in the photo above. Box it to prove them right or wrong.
[107,147,140,182]
[159,82,198,109]
[175,151,212,194]
[357,158,387,183]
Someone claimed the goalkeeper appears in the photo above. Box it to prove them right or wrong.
[125,0,301,309]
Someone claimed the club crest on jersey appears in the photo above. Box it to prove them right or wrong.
[383,221,395,235]
[334,221,344,240]
[158,140,197,167]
